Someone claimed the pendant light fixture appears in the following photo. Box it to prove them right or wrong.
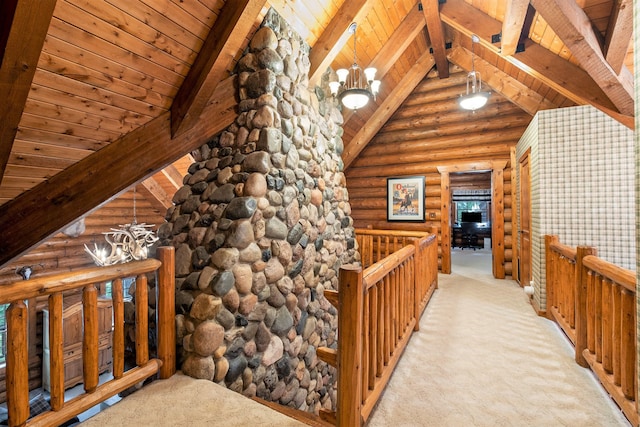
[84,187,158,266]
[458,35,491,111]
[329,22,380,111]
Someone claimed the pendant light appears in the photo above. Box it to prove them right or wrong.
[458,35,491,111]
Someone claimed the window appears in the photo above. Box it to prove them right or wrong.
[455,201,489,223]
[104,277,135,301]
[0,304,7,365]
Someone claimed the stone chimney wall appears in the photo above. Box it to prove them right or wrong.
[158,9,356,414]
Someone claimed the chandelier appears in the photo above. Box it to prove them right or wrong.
[458,35,491,111]
[329,22,380,111]
[84,187,158,266]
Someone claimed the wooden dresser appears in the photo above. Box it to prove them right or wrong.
[42,296,113,391]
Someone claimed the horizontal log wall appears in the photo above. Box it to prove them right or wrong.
[345,70,531,275]
[0,185,165,285]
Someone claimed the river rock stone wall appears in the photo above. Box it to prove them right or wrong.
[158,9,357,414]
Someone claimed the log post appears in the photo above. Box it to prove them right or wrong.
[337,265,363,427]
[135,273,149,366]
[413,239,422,332]
[575,245,596,367]
[7,301,29,427]
[544,235,559,321]
[157,246,176,379]
[83,285,99,393]
[112,278,125,379]
[48,293,64,410]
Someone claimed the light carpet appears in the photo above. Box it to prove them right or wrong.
[367,248,631,427]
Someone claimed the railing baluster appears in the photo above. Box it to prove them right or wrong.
[112,278,125,379]
[601,278,613,374]
[83,285,99,393]
[48,294,64,410]
[7,301,29,427]
[620,288,635,400]
[612,283,621,385]
[594,274,603,363]
[586,270,595,353]
[135,273,150,366]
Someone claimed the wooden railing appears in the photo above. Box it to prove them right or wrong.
[545,235,578,343]
[319,230,438,426]
[545,235,637,426]
[1,247,175,427]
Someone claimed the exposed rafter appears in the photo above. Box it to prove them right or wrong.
[530,0,634,116]
[342,7,426,124]
[439,0,631,127]
[422,0,449,78]
[0,0,57,179]
[342,51,436,169]
[170,0,266,138]
[603,0,633,74]
[0,77,238,266]
[500,0,530,56]
[448,44,557,116]
[306,0,374,87]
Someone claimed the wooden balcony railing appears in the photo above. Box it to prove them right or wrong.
[545,235,637,426]
[1,247,175,427]
[319,229,438,426]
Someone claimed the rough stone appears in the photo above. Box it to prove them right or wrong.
[192,321,225,357]
[182,355,215,381]
[272,306,294,336]
[214,357,230,382]
[264,258,285,283]
[225,356,248,383]
[211,247,239,270]
[244,173,267,198]
[243,152,272,173]
[211,270,235,296]
[226,219,255,249]
[265,217,288,239]
[250,26,278,52]
[190,294,222,321]
[233,263,254,294]
[209,183,236,203]
[224,197,257,219]
[262,336,284,366]
[175,244,193,277]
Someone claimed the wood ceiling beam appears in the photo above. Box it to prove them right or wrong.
[0,76,238,267]
[448,45,557,116]
[306,0,375,87]
[422,0,449,78]
[342,51,435,169]
[160,164,184,191]
[0,0,57,180]
[500,0,530,56]
[139,179,173,212]
[343,7,426,124]
[439,0,630,126]
[529,0,634,116]
[170,0,266,138]
[602,0,633,74]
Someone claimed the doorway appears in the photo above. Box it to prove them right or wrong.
[518,150,532,287]
[450,172,491,252]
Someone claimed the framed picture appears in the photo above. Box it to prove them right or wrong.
[387,176,426,222]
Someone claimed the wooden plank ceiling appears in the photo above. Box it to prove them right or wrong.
[0,0,635,267]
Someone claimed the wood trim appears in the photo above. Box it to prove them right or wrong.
[139,179,174,211]
[438,160,507,278]
[439,171,451,274]
[603,0,633,74]
[510,147,519,282]
[170,0,266,137]
[0,0,57,179]
[0,76,238,267]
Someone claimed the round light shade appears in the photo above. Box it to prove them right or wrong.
[364,67,377,82]
[339,88,372,110]
[458,92,490,111]
[329,81,341,96]
[336,68,349,84]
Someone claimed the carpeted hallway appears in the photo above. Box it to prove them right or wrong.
[367,248,631,427]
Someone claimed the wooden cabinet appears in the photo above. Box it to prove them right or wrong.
[42,296,113,391]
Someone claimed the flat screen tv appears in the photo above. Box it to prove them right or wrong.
[461,211,482,223]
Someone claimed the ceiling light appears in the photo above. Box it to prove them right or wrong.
[329,23,380,111]
[458,35,490,111]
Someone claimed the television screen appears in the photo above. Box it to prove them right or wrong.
[461,211,482,223]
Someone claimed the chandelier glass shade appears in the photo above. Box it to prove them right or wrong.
[329,23,380,111]
[458,35,490,111]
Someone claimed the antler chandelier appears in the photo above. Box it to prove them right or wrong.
[84,188,158,266]
[329,22,380,111]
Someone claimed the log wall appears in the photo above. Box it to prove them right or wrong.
[345,70,532,276]
[0,185,165,285]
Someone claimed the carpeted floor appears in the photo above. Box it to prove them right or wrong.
[367,248,631,427]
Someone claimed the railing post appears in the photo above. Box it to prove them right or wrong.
[337,265,363,427]
[83,285,99,393]
[544,235,558,320]
[413,239,421,332]
[157,246,176,379]
[7,302,29,427]
[575,246,596,367]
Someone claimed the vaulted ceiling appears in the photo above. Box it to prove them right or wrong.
[0,0,635,266]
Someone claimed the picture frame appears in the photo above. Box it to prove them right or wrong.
[387,176,426,222]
